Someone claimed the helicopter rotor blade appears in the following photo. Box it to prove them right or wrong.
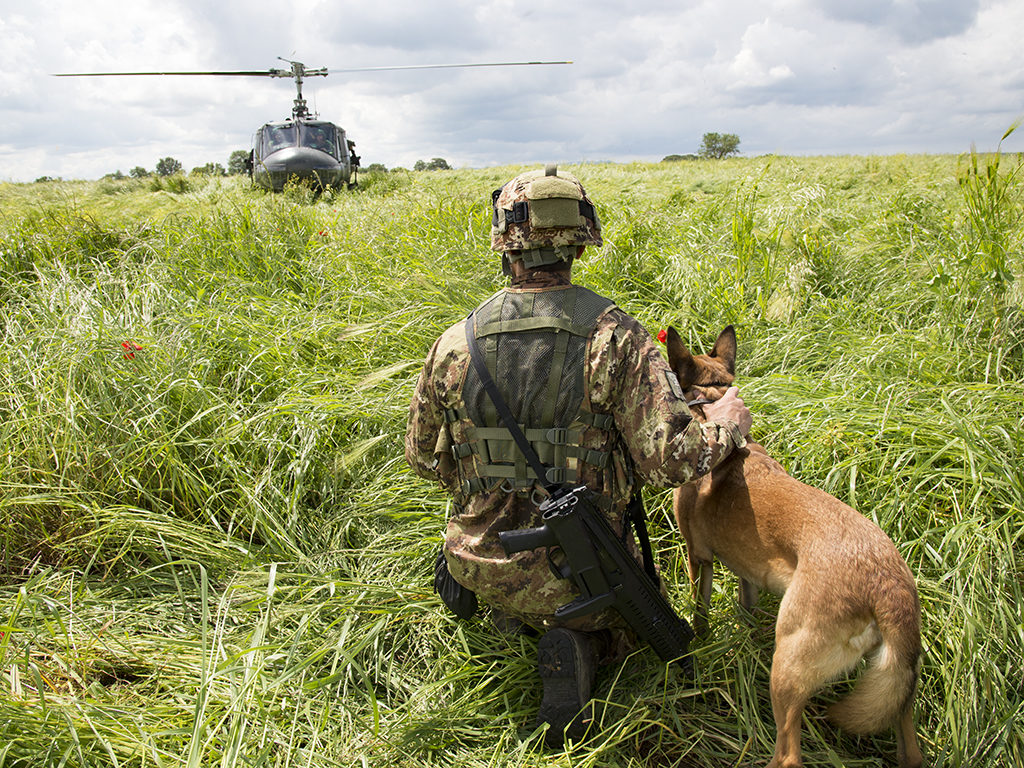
[52,70,289,77]
[326,61,572,73]
[52,61,571,78]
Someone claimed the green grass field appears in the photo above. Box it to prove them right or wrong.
[1,151,1022,767]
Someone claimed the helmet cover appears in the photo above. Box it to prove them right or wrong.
[490,165,602,254]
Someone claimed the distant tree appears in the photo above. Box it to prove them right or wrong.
[414,157,451,171]
[227,150,250,175]
[103,170,126,180]
[156,157,183,176]
[698,133,741,160]
[364,162,388,174]
[191,162,226,177]
[662,154,699,162]
[130,166,150,178]
[34,176,57,183]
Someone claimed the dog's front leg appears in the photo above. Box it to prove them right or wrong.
[693,559,713,636]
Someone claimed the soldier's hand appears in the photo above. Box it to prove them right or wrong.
[705,386,752,437]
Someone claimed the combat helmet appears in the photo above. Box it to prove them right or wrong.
[491,164,602,272]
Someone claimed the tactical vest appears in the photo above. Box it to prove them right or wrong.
[445,285,617,497]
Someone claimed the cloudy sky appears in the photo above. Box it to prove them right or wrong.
[1,0,1022,182]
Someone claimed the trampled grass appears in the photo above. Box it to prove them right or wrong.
[1,152,1022,767]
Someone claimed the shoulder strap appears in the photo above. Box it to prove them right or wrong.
[465,313,560,496]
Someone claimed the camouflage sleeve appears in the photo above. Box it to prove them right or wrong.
[405,338,445,481]
[587,310,746,487]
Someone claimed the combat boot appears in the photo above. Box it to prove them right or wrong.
[536,628,596,747]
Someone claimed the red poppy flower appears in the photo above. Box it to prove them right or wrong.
[657,329,668,344]
[122,341,143,359]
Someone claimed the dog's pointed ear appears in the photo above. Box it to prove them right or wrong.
[665,326,699,387]
[708,325,737,375]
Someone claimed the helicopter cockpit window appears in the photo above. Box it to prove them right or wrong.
[263,125,298,154]
[300,124,338,158]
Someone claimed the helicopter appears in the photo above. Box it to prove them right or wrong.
[53,58,571,192]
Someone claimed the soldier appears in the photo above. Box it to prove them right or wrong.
[405,165,751,746]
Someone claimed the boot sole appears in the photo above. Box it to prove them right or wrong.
[537,630,593,747]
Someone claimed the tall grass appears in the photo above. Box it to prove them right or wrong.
[1,152,1022,767]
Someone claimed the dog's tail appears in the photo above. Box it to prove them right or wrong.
[828,595,921,734]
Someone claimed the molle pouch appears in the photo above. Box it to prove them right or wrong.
[433,547,478,620]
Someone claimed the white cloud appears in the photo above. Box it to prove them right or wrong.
[727,48,795,90]
[0,0,1021,181]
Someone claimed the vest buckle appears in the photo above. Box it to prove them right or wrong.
[546,427,569,445]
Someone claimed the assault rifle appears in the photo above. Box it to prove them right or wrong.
[499,485,694,668]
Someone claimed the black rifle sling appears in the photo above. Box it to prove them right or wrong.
[465,313,658,578]
[624,493,659,584]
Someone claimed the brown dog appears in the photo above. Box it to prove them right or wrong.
[666,325,922,768]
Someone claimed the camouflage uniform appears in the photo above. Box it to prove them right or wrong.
[405,270,746,634]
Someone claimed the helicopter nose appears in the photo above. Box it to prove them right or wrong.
[265,147,337,172]
[261,147,343,190]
